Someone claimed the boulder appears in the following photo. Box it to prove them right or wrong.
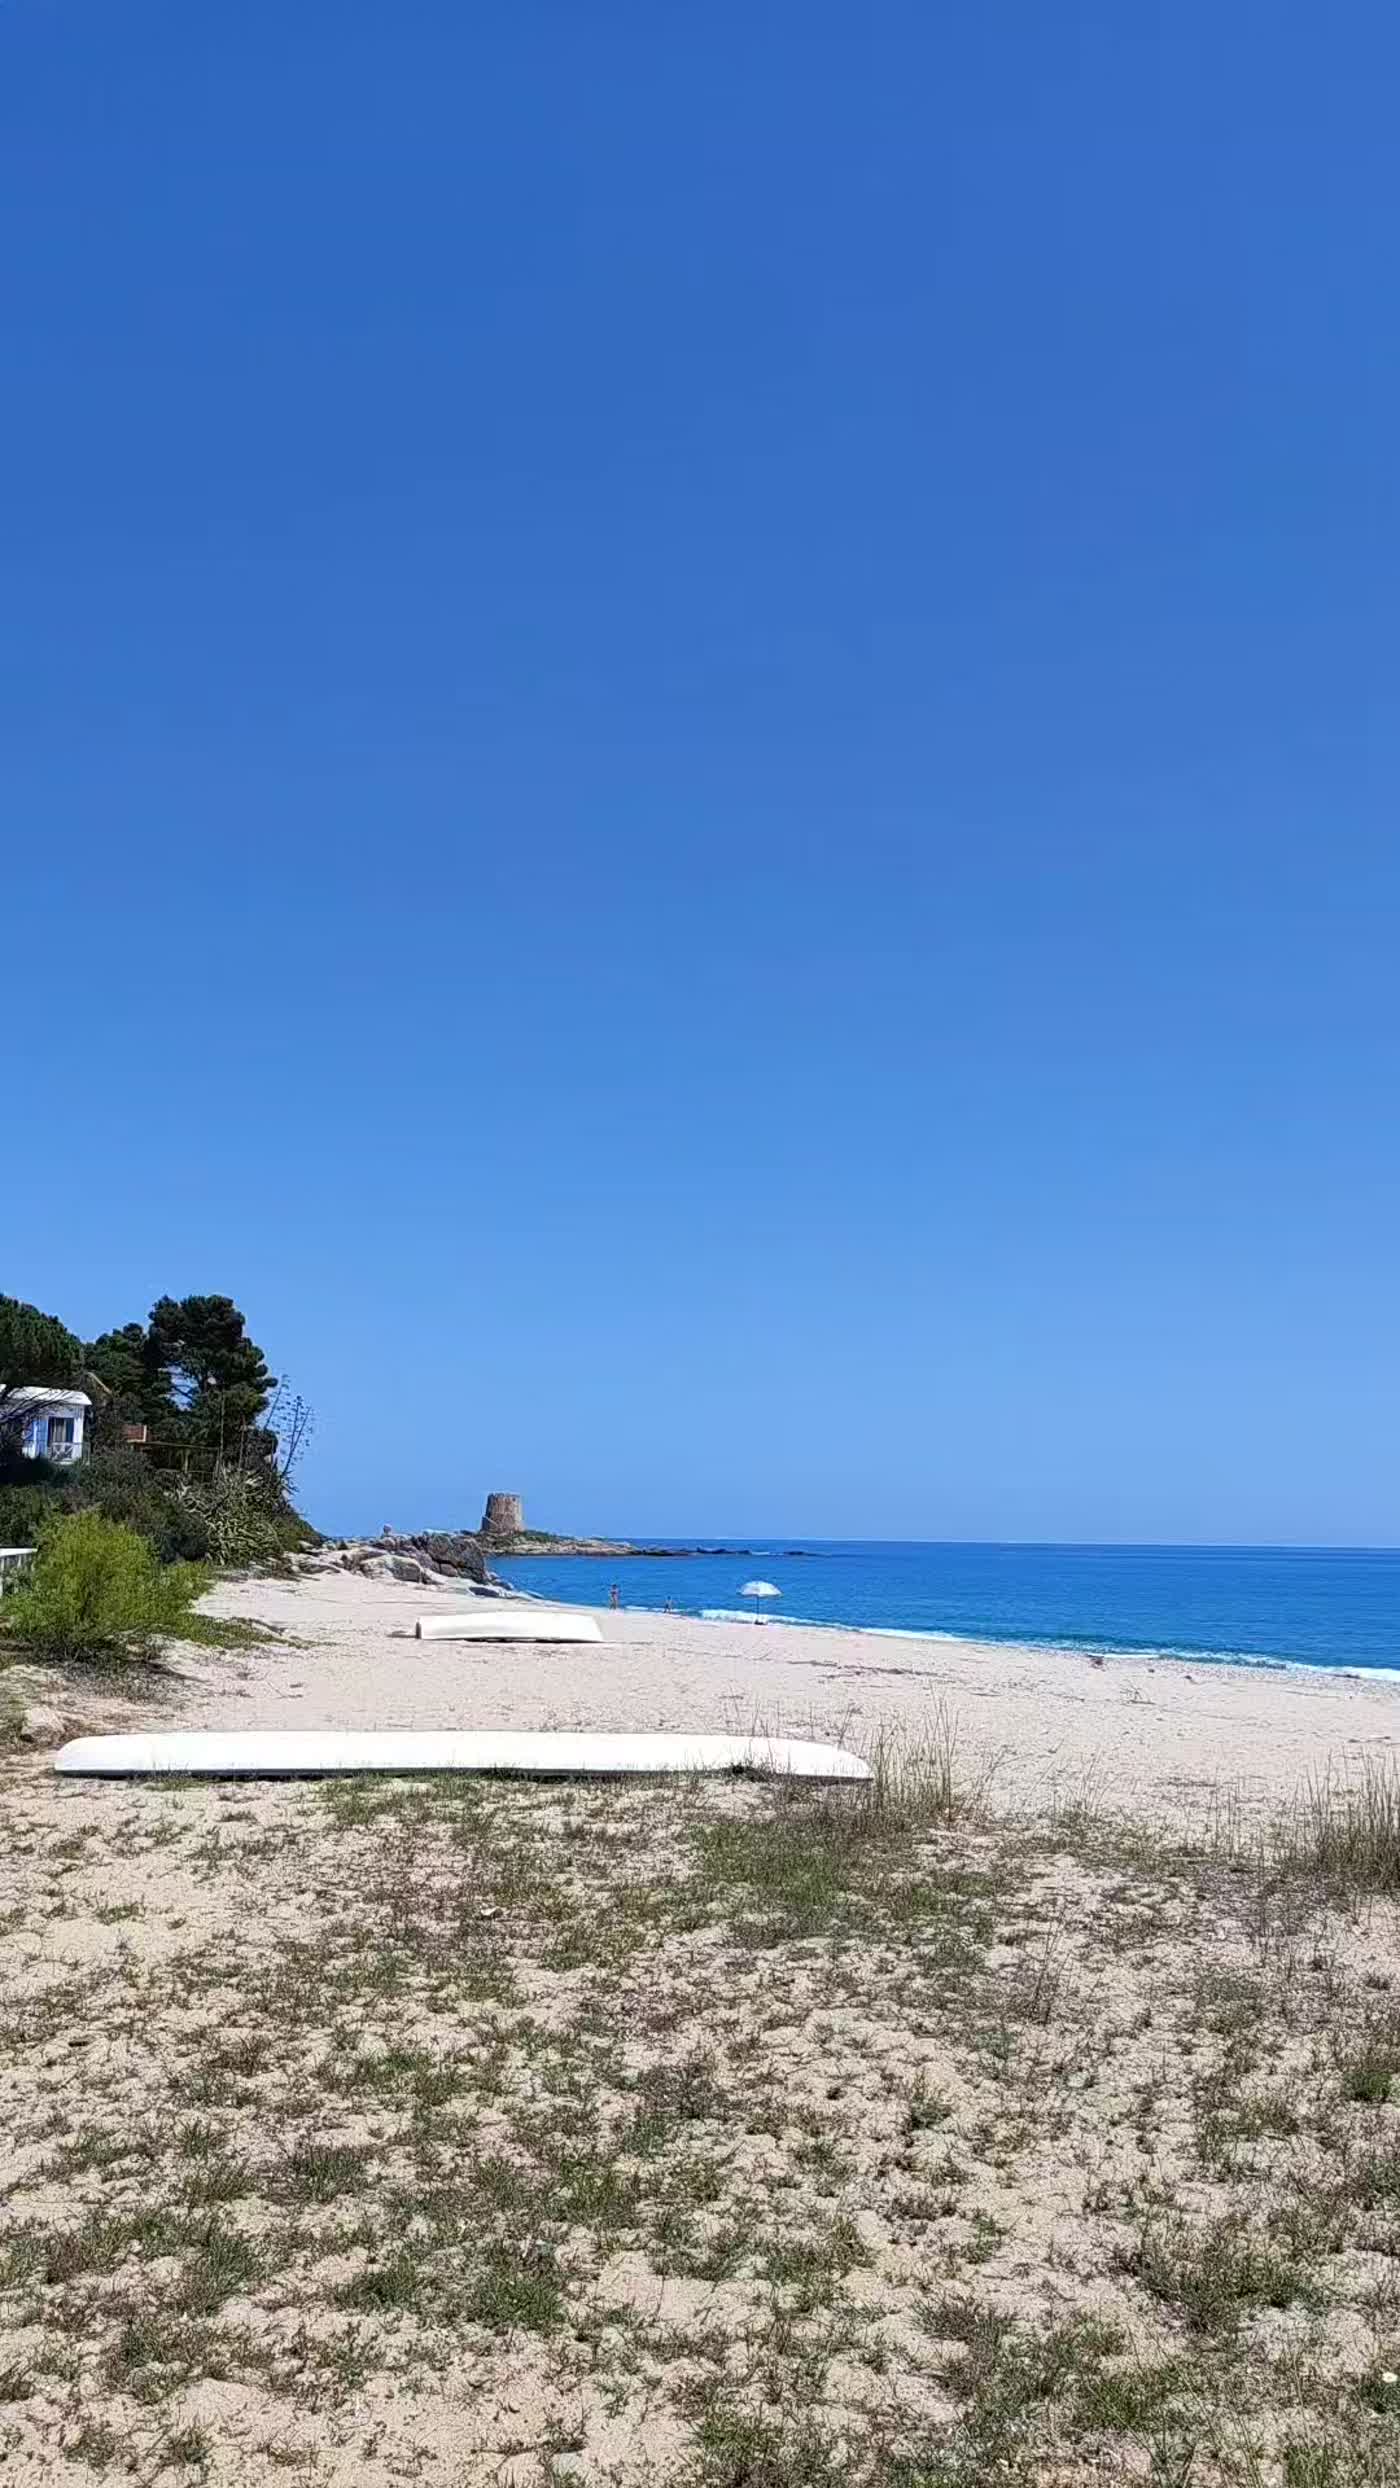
[16,1701,66,1747]
[385,1554,435,1585]
[293,1533,490,1586]
[380,1530,489,1584]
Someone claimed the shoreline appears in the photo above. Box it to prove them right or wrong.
[685,1602,1400,1681]
[166,1570,1400,1827]
[496,1545,1399,1678]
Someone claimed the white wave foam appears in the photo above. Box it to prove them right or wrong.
[690,1606,1399,1679]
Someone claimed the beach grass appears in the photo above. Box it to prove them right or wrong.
[5,1734,1400,2482]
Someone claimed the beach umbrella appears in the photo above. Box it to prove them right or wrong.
[741,1578,781,1625]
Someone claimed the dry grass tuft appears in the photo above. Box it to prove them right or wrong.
[1272,1760,1400,1896]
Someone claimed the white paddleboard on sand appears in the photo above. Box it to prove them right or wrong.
[52,1730,870,1782]
[415,1610,603,1643]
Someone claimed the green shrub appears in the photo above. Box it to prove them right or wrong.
[3,1512,208,1662]
[167,1470,309,1570]
[0,1482,58,1551]
[0,1437,63,1491]
[63,1449,211,1564]
[0,1442,63,1557]
[0,1438,311,1580]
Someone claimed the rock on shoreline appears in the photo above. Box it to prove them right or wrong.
[294,1530,489,1588]
[295,1524,795,1584]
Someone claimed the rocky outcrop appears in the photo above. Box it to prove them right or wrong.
[390,1529,489,1583]
[293,1530,489,1588]
[499,1532,639,1556]
[295,1507,778,1579]
[489,1532,763,1558]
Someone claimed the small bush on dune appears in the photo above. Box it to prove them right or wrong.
[3,1512,208,1663]
[167,1469,310,1569]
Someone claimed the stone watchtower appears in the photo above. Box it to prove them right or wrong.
[479,1492,524,1545]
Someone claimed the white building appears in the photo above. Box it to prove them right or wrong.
[2,1387,91,1464]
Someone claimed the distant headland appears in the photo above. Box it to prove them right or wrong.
[300,1498,812,1590]
[476,1493,772,1560]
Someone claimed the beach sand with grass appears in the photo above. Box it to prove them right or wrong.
[7,1570,1400,2484]
[175,1568,1400,1825]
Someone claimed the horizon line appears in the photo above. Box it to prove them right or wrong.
[482,1534,1400,1556]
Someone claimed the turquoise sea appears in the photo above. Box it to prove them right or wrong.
[494,1542,1400,1675]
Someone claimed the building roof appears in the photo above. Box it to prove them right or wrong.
[1,1386,92,1408]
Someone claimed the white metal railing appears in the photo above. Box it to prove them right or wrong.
[0,1547,36,1594]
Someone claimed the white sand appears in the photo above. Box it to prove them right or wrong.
[186,1570,1400,1821]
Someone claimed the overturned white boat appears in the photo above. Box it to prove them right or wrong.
[415,1607,602,1644]
[51,1730,871,1782]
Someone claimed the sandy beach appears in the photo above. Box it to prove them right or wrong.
[169,1569,1400,1823]
[9,1568,1400,2483]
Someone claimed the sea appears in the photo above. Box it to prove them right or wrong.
[492,1541,1400,1677]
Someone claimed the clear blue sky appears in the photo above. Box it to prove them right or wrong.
[6,3,1397,1544]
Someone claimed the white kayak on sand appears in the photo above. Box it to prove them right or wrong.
[51,1731,871,1782]
[415,1609,603,1643]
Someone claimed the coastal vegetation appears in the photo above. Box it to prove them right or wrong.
[2,1511,207,1664]
[0,1289,314,1581]
[0,1293,84,1422]
[6,1728,1400,2481]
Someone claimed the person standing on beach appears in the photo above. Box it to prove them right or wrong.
[609,1583,621,1609]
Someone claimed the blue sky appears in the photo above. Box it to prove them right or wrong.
[5,2,1397,1544]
